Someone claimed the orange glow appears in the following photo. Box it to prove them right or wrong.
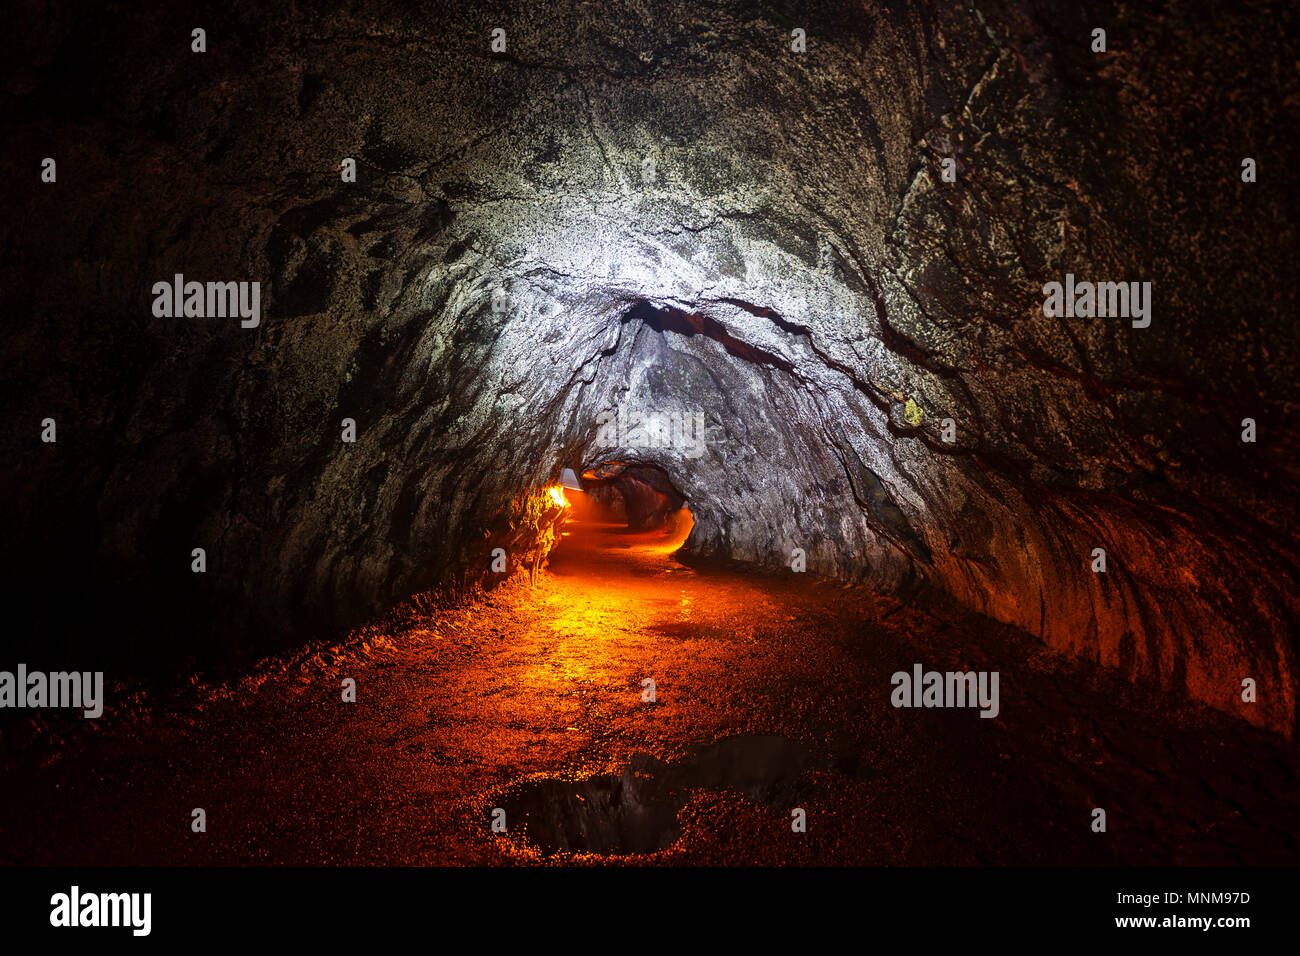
[517,514,698,687]
[648,507,694,554]
[548,486,569,507]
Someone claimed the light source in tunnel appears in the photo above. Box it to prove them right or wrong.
[548,486,569,508]
[559,468,583,491]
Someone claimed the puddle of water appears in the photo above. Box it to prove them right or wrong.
[494,763,682,855]
[494,735,869,856]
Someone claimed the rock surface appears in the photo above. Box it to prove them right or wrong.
[2,0,1297,732]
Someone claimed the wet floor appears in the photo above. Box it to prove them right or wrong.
[2,516,1298,865]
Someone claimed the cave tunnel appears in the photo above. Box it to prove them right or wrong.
[575,461,689,533]
[1,0,1299,879]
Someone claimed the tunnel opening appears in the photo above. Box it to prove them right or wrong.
[578,461,691,535]
[544,460,695,577]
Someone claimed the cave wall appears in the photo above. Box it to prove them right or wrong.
[2,0,1297,731]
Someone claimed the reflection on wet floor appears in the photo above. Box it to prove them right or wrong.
[497,735,835,855]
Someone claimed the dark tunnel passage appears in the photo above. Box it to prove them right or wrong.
[1,0,1299,872]
[579,461,688,532]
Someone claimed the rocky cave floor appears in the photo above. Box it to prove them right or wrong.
[1,516,1297,866]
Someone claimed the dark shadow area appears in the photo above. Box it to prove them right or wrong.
[623,301,795,372]
[496,735,869,856]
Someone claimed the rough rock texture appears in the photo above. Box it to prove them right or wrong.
[2,1,1297,731]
